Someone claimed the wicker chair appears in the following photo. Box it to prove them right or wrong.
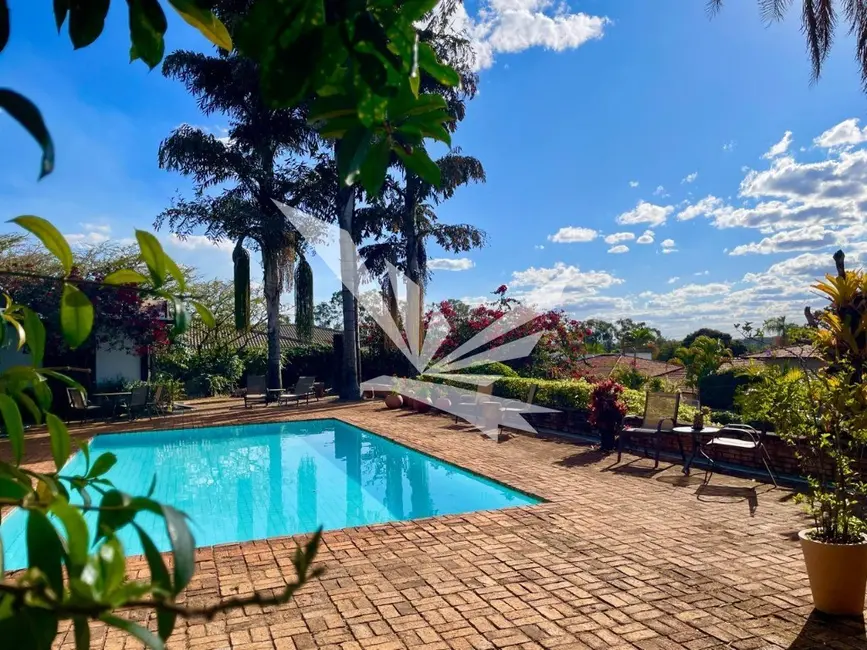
[616,392,681,468]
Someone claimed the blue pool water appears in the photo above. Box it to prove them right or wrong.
[1,419,538,570]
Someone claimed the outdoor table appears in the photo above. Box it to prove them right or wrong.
[266,388,284,404]
[92,391,132,419]
[673,426,721,475]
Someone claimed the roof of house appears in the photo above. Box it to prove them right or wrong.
[578,354,686,383]
[184,322,339,350]
[743,345,820,360]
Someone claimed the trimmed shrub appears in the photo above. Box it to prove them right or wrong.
[709,409,740,425]
[454,361,519,378]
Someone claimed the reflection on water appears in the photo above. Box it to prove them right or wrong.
[0,419,538,570]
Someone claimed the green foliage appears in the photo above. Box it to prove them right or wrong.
[611,363,647,390]
[682,328,747,357]
[674,335,732,388]
[156,345,244,397]
[0,219,323,648]
[708,409,741,426]
[454,362,518,378]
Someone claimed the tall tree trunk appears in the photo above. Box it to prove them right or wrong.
[403,173,423,364]
[263,248,282,390]
[338,183,361,400]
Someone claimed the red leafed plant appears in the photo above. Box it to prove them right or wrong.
[589,379,627,451]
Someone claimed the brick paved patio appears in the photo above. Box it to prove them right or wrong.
[5,399,866,649]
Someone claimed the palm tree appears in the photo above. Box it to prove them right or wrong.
[710,0,867,85]
[155,0,320,392]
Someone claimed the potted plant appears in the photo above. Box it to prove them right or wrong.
[384,390,403,409]
[413,385,432,413]
[739,250,867,615]
[589,379,627,453]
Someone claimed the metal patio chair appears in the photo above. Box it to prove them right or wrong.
[125,386,149,420]
[616,391,681,468]
[277,376,316,407]
[66,388,103,424]
[244,375,267,408]
[701,424,778,487]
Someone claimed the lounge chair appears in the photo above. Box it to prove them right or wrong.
[67,388,102,424]
[146,384,167,417]
[616,391,681,468]
[278,376,316,407]
[453,382,494,425]
[497,384,539,437]
[702,424,778,487]
[244,375,267,408]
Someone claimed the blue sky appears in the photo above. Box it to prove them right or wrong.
[3,1,867,336]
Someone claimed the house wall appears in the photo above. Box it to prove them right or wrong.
[95,340,144,385]
[760,357,824,373]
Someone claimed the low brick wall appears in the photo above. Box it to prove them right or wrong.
[523,409,800,477]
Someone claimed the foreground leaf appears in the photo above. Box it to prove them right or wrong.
[12,215,70,272]
[0,394,24,464]
[60,283,94,349]
[100,614,164,650]
[163,504,194,594]
[0,92,54,178]
[21,306,46,367]
[168,0,232,51]
[46,413,71,471]
[27,510,64,595]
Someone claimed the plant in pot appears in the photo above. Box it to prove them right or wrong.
[384,389,403,410]
[413,384,432,413]
[589,379,627,453]
[738,250,867,615]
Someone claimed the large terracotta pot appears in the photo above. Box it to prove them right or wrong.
[799,529,867,615]
[414,397,432,413]
[384,394,403,410]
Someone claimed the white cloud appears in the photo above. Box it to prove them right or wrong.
[681,172,698,184]
[763,130,793,159]
[509,261,624,309]
[652,185,669,197]
[534,244,545,250]
[629,180,639,188]
[616,201,674,227]
[607,244,629,254]
[814,118,867,149]
[547,226,598,243]
[728,225,838,256]
[694,270,709,276]
[167,234,234,252]
[603,232,635,245]
[723,140,736,151]
[667,276,680,284]
[445,0,609,71]
[677,195,723,221]
[65,222,112,247]
[428,257,475,271]
[636,229,654,245]
[661,238,676,249]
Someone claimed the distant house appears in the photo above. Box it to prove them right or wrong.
[183,322,339,351]
[741,345,824,373]
[578,353,686,385]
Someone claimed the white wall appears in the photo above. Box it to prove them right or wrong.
[95,340,143,384]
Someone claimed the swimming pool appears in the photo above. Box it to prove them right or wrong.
[1,419,539,570]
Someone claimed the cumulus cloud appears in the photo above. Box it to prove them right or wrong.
[603,232,635,245]
[629,180,639,188]
[667,276,680,284]
[428,258,475,271]
[814,118,867,149]
[547,226,598,243]
[64,222,116,247]
[607,244,629,254]
[660,238,677,254]
[681,172,698,184]
[616,201,674,227]
[653,185,669,197]
[676,195,724,221]
[167,234,234,252]
[728,225,838,256]
[763,130,793,159]
[445,0,609,71]
[509,261,624,309]
[636,230,654,245]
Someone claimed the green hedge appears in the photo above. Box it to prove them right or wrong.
[422,374,648,414]
[455,362,519,378]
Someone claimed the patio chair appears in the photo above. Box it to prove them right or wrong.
[277,376,316,407]
[701,424,778,487]
[125,386,149,420]
[146,385,168,417]
[497,384,538,435]
[244,375,267,408]
[66,388,102,424]
[616,391,680,468]
[453,382,494,424]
